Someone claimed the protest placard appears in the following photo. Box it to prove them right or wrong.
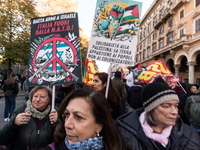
[26,13,82,86]
[87,0,142,66]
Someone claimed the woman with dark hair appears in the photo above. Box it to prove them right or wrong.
[2,72,18,121]
[0,86,58,149]
[92,72,126,120]
[46,88,131,150]
[117,82,200,150]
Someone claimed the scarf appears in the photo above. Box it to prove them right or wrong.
[25,100,51,121]
[139,112,172,147]
[65,136,104,150]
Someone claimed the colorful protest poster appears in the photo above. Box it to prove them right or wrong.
[26,13,82,86]
[87,0,142,66]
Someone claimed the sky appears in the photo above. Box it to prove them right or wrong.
[73,0,154,72]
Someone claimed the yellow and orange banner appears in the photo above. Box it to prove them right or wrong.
[138,60,173,84]
[83,58,98,86]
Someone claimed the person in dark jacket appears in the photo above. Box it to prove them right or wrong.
[127,79,143,110]
[0,86,59,149]
[92,72,126,120]
[117,82,200,150]
[45,88,131,150]
[177,82,190,125]
[55,83,75,107]
[112,71,127,102]
[185,87,200,134]
[2,72,18,121]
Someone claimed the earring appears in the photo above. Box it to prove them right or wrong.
[97,132,100,137]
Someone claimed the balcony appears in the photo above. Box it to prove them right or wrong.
[171,0,190,12]
[154,17,163,30]
[152,34,192,57]
[154,7,172,30]
[137,33,198,64]
[162,7,173,22]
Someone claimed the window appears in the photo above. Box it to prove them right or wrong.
[168,18,173,27]
[153,10,156,15]
[159,26,164,35]
[148,24,151,33]
[153,32,157,40]
[140,45,142,50]
[143,41,146,47]
[196,0,200,7]
[143,50,146,59]
[180,28,184,36]
[148,37,151,44]
[180,9,184,19]
[147,48,151,56]
[143,30,146,37]
[195,18,200,33]
[140,34,142,40]
[136,55,138,62]
[159,39,164,48]
[167,34,173,44]
[152,43,156,52]
[140,53,142,61]
[137,47,139,52]
[160,9,165,17]
[153,18,157,26]
[160,0,164,6]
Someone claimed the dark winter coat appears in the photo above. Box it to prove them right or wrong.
[55,84,75,107]
[127,85,143,110]
[111,98,126,120]
[178,91,190,125]
[112,77,127,101]
[0,104,58,150]
[117,108,200,150]
[185,87,200,127]
[2,77,18,97]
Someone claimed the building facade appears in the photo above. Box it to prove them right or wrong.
[135,0,200,84]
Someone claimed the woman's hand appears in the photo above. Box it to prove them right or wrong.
[14,112,31,126]
[49,109,58,124]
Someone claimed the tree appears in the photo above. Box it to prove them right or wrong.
[79,29,89,75]
[36,0,78,17]
[35,0,90,76]
[0,0,36,77]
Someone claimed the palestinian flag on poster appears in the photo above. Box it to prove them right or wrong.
[121,5,139,23]
[116,22,137,35]
[114,21,140,40]
[103,1,108,4]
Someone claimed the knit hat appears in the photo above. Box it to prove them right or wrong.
[142,82,179,112]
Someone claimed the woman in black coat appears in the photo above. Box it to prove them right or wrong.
[0,86,58,149]
[46,88,131,150]
[117,82,200,150]
[92,72,126,120]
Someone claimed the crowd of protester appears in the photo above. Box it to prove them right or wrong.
[0,71,200,150]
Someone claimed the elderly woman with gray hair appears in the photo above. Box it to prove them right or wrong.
[117,82,200,150]
[0,86,58,149]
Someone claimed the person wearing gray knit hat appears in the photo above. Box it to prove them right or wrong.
[142,82,179,112]
[117,82,200,150]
